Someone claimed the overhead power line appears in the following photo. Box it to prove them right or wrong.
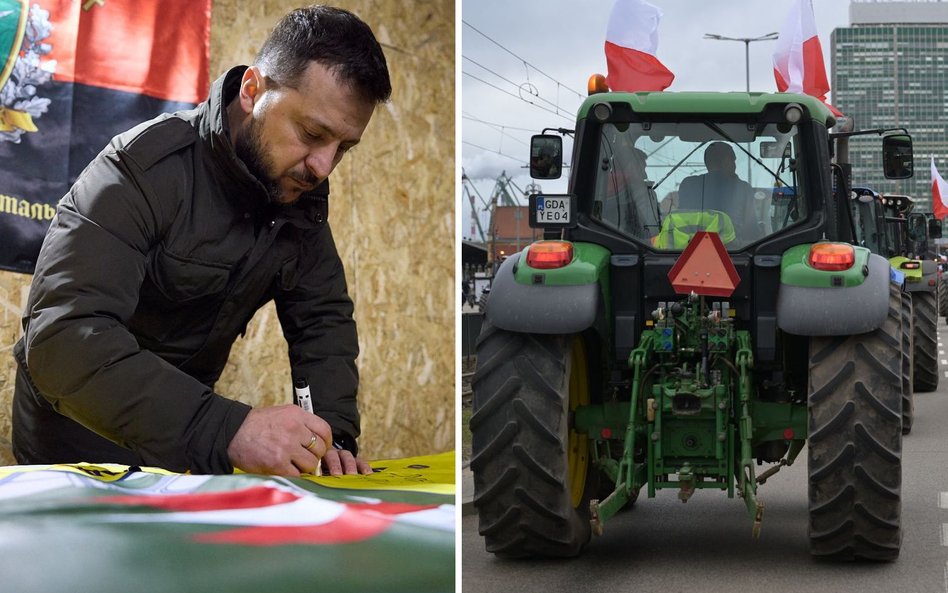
[461,20,585,124]
[461,140,525,164]
[462,20,584,166]
[462,113,532,146]
[463,56,575,118]
[462,20,585,100]
[462,71,574,122]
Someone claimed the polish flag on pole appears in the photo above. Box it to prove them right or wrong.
[931,157,948,220]
[772,0,843,116]
[604,0,675,92]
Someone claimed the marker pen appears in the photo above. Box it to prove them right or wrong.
[294,378,320,475]
[294,378,314,414]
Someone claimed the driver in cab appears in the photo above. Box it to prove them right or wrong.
[675,142,760,241]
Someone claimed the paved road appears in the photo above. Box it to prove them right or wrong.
[462,323,948,593]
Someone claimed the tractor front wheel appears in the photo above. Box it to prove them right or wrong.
[807,282,902,561]
[470,322,595,558]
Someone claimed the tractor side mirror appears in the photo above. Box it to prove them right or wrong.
[530,135,563,180]
[760,141,791,159]
[882,134,913,179]
[930,217,943,239]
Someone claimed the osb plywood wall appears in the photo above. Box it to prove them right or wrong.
[0,0,455,466]
[0,281,27,464]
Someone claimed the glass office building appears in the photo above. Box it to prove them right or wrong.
[831,0,948,208]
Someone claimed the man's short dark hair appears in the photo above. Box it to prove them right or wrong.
[255,5,392,104]
[704,142,736,168]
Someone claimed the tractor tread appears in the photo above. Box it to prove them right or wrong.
[472,466,519,507]
[899,294,913,435]
[513,398,561,446]
[513,445,560,487]
[913,291,939,392]
[470,321,591,558]
[855,381,901,422]
[807,282,902,561]
[469,420,518,472]
[469,376,520,431]
[808,400,854,442]
[809,484,853,515]
[515,487,569,524]
[938,277,948,318]
[809,361,854,405]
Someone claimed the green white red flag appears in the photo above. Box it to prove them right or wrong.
[0,453,455,592]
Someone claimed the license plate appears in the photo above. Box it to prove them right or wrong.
[529,194,574,228]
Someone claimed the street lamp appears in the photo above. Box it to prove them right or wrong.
[703,32,779,92]
[704,32,779,186]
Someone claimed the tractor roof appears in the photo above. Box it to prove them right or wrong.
[577,91,836,128]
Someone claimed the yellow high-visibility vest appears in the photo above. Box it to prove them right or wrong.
[653,210,736,249]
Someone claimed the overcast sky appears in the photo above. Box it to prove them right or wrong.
[460,0,851,241]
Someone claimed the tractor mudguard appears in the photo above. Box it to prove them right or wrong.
[890,255,923,286]
[776,250,891,336]
[904,276,936,293]
[485,244,608,335]
[904,260,938,293]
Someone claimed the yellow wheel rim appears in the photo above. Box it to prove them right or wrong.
[567,337,590,508]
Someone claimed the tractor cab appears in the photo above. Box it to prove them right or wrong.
[849,186,886,254]
[530,96,823,254]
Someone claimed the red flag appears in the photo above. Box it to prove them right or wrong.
[604,0,674,92]
[932,157,948,220]
[46,0,210,103]
[0,0,210,273]
[772,0,842,116]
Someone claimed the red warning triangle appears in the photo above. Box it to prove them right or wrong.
[667,232,740,297]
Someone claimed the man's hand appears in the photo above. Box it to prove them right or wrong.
[227,405,331,476]
[321,447,373,476]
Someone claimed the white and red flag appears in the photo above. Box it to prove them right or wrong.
[772,0,842,116]
[604,0,675,92]
[931,157,948,220]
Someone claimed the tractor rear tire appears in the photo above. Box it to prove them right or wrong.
[912,290,939,393]
[939,276,948,319]
[807,282,902,561]
[470,322,594,558]
[900,292,914,435]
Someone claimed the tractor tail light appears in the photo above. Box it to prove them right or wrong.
[808,243,855,271]
[527,241,573,269]
[900,261,920,270]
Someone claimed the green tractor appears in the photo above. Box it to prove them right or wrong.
[470,89,914,561]
[881,196,940,394]
[850,187,934,434]
[912,211,948,319]
[911,211,942,260]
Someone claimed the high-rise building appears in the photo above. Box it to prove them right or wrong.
[831,0,948,208]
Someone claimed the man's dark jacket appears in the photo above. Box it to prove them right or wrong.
[11,67,360,473]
